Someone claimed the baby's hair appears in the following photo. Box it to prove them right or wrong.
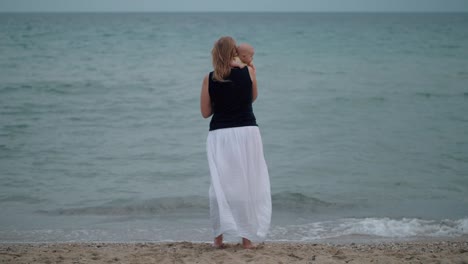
[237,43,254,54]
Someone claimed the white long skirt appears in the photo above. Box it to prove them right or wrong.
[207,126,271,242]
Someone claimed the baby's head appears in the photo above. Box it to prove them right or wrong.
[237,43,255,65]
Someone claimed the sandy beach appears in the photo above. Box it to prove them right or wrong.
[1,241,467,264]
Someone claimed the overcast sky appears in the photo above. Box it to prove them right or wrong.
[1,0,468,12]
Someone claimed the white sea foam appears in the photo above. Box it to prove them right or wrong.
[335,218,468,238]
[268,218,468,241]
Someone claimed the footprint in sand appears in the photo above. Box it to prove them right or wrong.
[243,253,255,262]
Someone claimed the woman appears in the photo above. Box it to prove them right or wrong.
[200,36,272,249]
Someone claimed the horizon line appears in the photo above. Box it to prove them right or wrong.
[1,10,467,14]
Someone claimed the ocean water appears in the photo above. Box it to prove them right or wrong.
[1,12,468,243]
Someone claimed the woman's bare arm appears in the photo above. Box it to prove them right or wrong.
[200,74,212,118]
[248,66,258,102]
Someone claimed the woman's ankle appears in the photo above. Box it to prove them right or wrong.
[214,235,223,246]
[242,238,255,249]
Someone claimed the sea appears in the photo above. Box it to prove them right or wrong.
[1,12,467,243]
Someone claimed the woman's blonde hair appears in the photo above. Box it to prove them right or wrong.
[211,36,237,81]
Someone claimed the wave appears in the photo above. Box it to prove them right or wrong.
[272,192,336,211]
[333,96,386,104]
[37,196,209,216]
[269,217,468,241]
[0,81,99,95]
[0,194,46,205]
[414,92,468,99]
[37,192,338,216]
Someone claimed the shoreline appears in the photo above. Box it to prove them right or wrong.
[2,234,468,245]
[1,240,467,263]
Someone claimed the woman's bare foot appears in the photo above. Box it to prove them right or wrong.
[213,235,225,249]
[242,238,256,249]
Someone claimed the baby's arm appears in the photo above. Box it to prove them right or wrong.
[248,62,256,73]
[230,61,244,68]
[230,57,247,68]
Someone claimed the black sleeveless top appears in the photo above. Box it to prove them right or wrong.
[208,67,258,131]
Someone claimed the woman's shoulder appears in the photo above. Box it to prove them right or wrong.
[207,71,214,80]
[229,66,253,84]
[231,66,249,74]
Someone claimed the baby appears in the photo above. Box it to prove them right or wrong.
[231,43,255,72]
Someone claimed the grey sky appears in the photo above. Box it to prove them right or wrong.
[1,0,467,12]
